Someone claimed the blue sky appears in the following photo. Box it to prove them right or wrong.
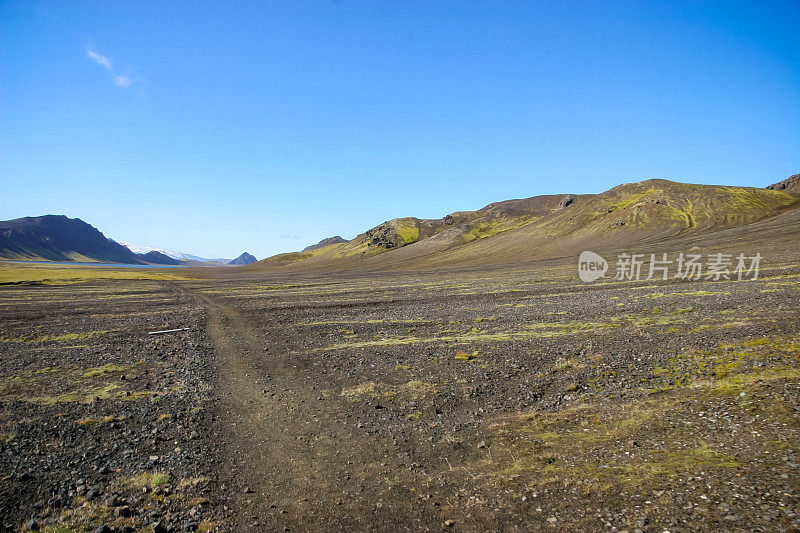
[2,1,799,259]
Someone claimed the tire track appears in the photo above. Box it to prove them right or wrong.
[193,289,427,531]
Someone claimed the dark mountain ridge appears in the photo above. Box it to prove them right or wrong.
[0,215,142,264]
[303,236,347,252]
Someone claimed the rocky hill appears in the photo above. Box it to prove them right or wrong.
[767,173,800,193]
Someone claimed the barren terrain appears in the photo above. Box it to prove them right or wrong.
[1,253,799,531]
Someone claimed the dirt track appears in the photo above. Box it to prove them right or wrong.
[200,290,426,530]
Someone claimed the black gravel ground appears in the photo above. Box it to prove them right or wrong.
[1,262,799,531]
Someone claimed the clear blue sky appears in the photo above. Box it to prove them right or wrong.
[2,1,798,259]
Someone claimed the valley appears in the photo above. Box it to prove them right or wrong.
[2,176,799,531]
[1,257,798,531]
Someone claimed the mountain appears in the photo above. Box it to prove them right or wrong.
[250,175,800,272]
[118,241,230,263]
[136,251,181,265]
[229,252,257,265]
[303,236,347,252]
[0,215,142,264]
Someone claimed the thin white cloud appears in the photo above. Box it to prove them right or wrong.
[86,47,112,70]
[84,43,141,91]
[281,233,301,240]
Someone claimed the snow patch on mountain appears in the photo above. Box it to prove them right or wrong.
[118,241,229,263]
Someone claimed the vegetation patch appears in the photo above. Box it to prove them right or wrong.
[82,363,132,378]
[0,264,192,284]
[648,335,800,390]
[454,350,479,361]
[115,471,171,490]
[396,220,421,245]
[0,329,112,343]
[0,361,148,404]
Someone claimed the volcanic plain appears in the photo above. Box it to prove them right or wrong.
[1,256,799,532]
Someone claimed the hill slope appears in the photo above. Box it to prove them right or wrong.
[250,177,800,272]
[0,215,142,264]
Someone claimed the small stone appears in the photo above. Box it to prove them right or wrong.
[477,441,487,449]
[25,519,39,531]
[95,526,112,533]
[444,519,456,527]
[547,517,557,524]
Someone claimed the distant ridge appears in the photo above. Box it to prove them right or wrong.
[230,252,257,265]
[303,236,347,252]
[0,215,142,264]
[137,250,181,265]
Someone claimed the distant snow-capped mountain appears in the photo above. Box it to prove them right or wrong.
[118,241,230,263]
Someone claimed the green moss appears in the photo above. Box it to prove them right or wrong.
[606,187,660,212]
[115,471,171,490]
[641,290,723,299]
[706,366,800,396]
[459,215,539,244]
[0,361,147,404]
[454,350,479,361]
[0,264,191,284]
[40,526,81,533]
[1,329,111,343]
[82,363,132,378]
[32,383,121,405]
[396,220,420,245]
[646,336,800,392]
